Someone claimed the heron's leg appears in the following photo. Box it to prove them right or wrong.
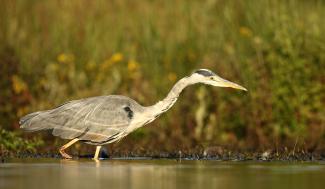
[93,146,102,160]
[59,138,79,159]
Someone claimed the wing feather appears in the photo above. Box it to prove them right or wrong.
[21,96,142,143]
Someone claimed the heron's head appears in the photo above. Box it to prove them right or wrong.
[190,69,247,91]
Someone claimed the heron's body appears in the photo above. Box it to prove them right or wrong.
[20,69,246,160]
[20,95,147,145]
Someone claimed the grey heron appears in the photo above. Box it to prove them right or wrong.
[19,69,247,160]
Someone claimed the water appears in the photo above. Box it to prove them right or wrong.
[0,159,324,189]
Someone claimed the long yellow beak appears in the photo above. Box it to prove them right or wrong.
[223,80,247,91]
[215,77,247,91]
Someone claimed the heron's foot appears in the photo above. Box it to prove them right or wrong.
[59,149,72,159]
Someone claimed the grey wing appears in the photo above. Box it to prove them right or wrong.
[21,96,139,143]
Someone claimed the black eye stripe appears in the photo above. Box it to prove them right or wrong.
[194,70,215,76]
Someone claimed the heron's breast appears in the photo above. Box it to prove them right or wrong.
[126,113,153,132]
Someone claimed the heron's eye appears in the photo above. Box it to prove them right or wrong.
[210,77,214,80]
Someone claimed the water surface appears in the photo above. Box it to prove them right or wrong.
[0,158,324,189]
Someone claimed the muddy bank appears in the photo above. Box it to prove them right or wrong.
[1,149,325,162]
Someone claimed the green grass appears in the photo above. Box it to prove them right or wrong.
[0,0,324,154]
[0,128,43,155]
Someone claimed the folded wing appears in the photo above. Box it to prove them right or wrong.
[20,96,136,143]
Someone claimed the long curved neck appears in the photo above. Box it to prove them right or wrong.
[147,77,193,117]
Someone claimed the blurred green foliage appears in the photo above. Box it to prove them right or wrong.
[0,128,43,154]
[0,0,324,154]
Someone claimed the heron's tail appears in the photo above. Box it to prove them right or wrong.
[19,111,49,132]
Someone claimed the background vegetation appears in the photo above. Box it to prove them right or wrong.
[0,0,324,156]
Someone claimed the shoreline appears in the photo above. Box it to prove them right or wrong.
[1,151,325,162]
